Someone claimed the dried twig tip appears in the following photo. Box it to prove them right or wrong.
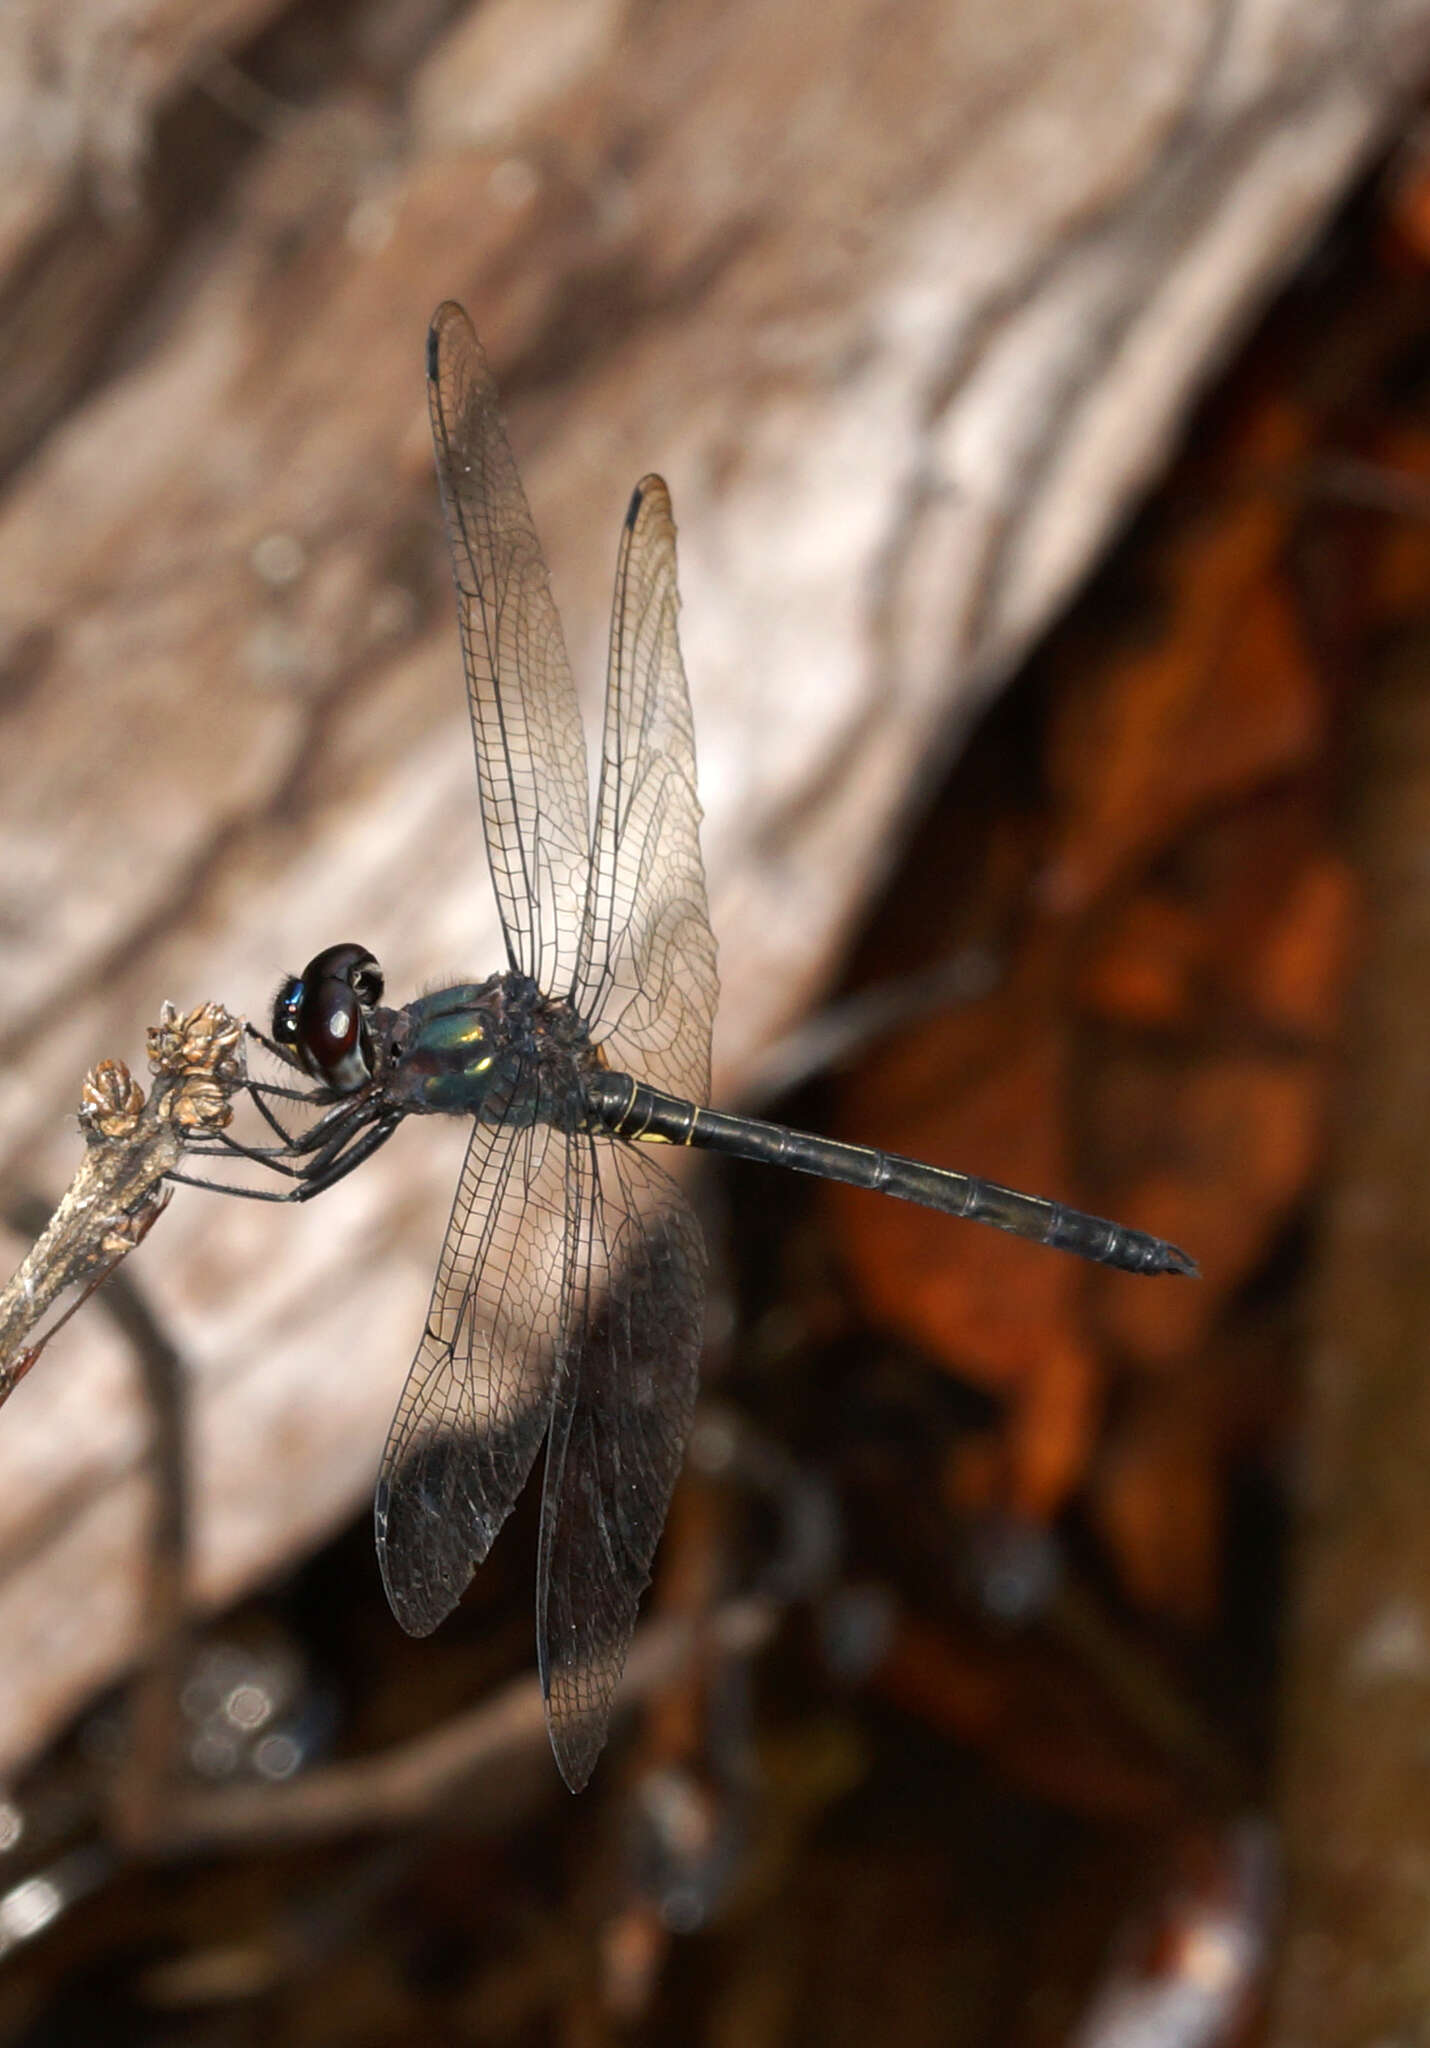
[146,1003,246,1135]
[170,1076,235,1132]
[147,1002,244,1082]
[1,999,252,1393]
[79,1060,146,1141]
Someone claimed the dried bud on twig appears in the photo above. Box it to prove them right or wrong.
[147,1001,244,1084]
[79,1061,147,1142]
[0,1003,252,1397]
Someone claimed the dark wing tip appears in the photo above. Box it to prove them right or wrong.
[537,1626,619,1792]
[624,474,672,531]
[373,1473,463,1638]
[426,300,474,384]
[545,1693,607,1794]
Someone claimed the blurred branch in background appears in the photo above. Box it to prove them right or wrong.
[1272,537,1430,2036]
[150,1596,778,1858]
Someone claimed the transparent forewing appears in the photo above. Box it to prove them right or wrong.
[536,1135,706,1791]
[575,476,718,1105]
[375,1110,576,1636]
[427,302,593,991]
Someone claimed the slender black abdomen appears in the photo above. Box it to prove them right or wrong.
[585,1073,1197,1279]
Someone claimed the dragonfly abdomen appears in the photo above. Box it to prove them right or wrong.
[586,1073,1196,1278]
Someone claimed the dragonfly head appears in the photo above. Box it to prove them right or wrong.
[271,943,385,1093]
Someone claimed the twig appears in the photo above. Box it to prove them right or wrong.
[0,1003,246,1393]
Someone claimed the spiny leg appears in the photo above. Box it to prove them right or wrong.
[170,1108,405,1204]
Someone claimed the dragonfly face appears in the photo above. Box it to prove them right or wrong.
[271,943,384,1093]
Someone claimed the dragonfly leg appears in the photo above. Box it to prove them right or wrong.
[197,1088,371,1166]
[180,1135,320,1181]
[169,1107,405,1204]
[211,1092,378,1167]
[244,1080,328,1145]
[247,1074,330,1108]
[244,1019,295,1065]
[239,1085,305,1150]
[166,1167,314,1203]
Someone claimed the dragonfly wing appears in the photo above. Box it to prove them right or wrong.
[536,1134,706,1791]
[427,301,593,993]
[375,1112,576,1636]
[575,475,718,1105]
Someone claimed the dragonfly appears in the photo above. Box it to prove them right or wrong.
[199,302,1196,1791]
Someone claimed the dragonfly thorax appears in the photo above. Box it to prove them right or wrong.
[379,971,599,1131]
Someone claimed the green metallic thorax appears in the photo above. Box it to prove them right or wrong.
[378,973,596,1130]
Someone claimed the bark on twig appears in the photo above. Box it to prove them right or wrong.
[0,1004,246,1392]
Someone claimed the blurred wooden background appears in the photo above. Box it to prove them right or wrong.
[0,0,1427,1787]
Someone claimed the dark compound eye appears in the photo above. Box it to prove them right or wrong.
[351,957,384,1008]
[271,943,384,1094]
